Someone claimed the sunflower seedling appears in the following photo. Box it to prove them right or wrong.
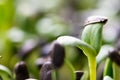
[56,16,108,80]
[40,42,67,80]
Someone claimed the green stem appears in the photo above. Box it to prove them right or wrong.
[0,73,9,80]
[88,56,96,80]
[52,70,57,80]
[103,59,113,77]
[113,62,120,80]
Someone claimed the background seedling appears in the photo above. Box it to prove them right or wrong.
[0,65,13,80]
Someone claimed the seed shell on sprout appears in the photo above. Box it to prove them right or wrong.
[84,16,108,26]
[40,61,54,80]
[50,41,65,68]
[108,49,120,66]
[75,71,84,80]
[14,61,29,80]
[45,70,52,80]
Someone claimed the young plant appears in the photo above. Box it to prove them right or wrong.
[108,49,120,80]
[40,42,76,80]
[0,64,13,80]
[56,16,108,80]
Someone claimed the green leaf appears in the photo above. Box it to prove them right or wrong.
[81,23,103,53]
[81,16,108,53]
[0,65,13,79]
[103,76,113,80]
[57,36,96,57]
[103,59,113,78]
[96,45,114,64]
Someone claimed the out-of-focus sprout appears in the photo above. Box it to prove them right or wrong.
[7,27,24,43]
[103,76,113,80]
[16,0,63,15]
[0,64,13,80]
[35,0,63,12]
[108,49,120,80]
[14,61,29,80]
[25,78,37,80]
[104,58,113,78]
[96,45,114,64]
[40,42,76,80]
[36,16,69,39]
[17,2,37,17]
[103,47,120,80]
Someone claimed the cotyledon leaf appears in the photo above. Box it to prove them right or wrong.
[81,16,108,54]
[0,64,13,79]
[103,76,113,80]
[56,36,96,57]
[81,24,92,44]
[56,16,108,80]
[56,36,96,80]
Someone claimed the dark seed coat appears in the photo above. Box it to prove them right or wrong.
[14,61,29,80]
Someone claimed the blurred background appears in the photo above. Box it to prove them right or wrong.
[0,0,120,79]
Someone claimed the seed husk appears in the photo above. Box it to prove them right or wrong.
[75,71,84,80]
[50,42,65,68]
[84,16,108,26]
[108,49,120,66]
[40,61,54,80]
[14,61,29,80]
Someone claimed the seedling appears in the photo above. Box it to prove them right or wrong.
[0,64,13,80]
[0,16,110,80]
[56,16,108,80]
[103,35,120,80]
[40,42,75,80]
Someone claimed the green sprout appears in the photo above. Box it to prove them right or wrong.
[106,49,120,80]
[56,16,108,80]
[0,64,13,80]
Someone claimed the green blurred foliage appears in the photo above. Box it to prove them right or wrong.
[0,0,119,80]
